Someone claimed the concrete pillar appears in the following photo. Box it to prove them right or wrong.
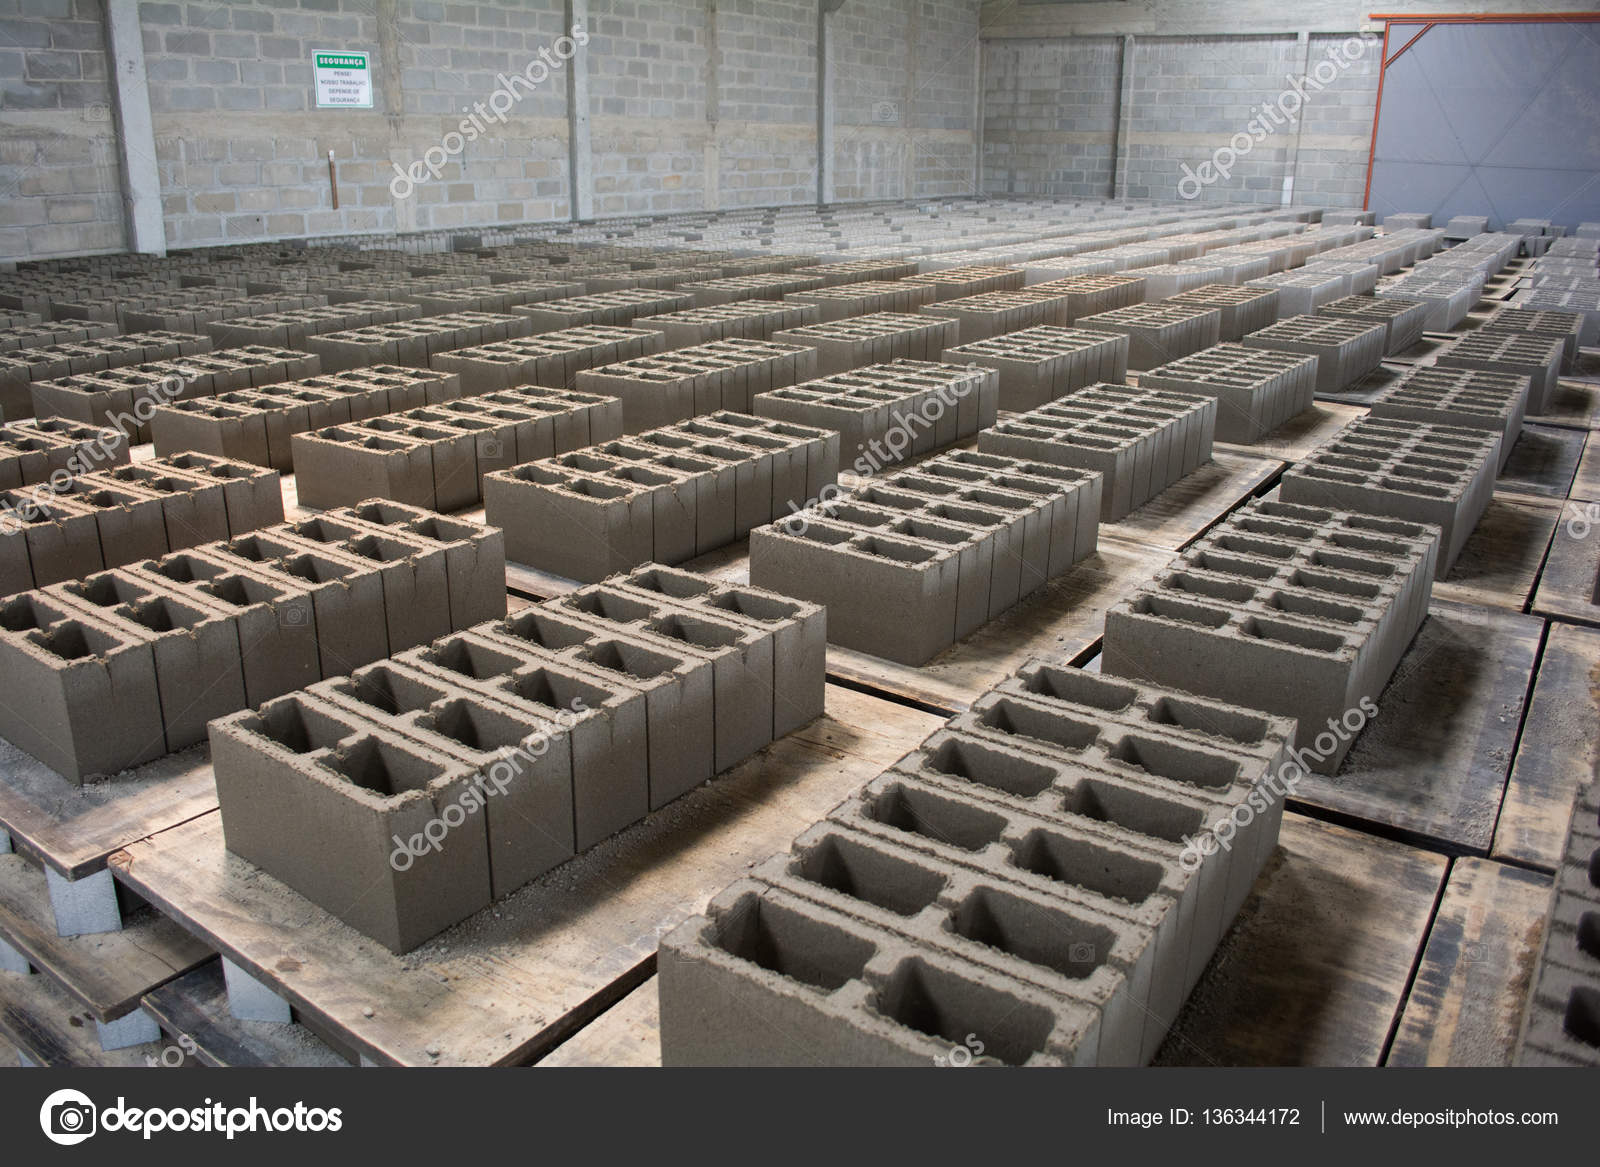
[1111,35,1135,201]
[566,0,594,220]
[704,0,720,211]
[103,0,167,256]
[223,957,293,1024]
[817,1,840,205]
[96,1008,160,1052]
[45,867,122,937]
[1283,31,1312,206]
[0,935,31,975]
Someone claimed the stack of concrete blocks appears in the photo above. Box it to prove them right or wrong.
[0,499,503,782]
[1020,274,1148,324]
[749,450,1102,665]
[303,312,533,373]
[752,361,997,467]
[1186,250,1273,285]
[676,274,827,306]
[1434,331,1567,414]
[899,266,1026,301]
[1138,345,1319,444]
[637,302,820,348]
[1443,216,1490,240]
[1366,367,1529,469]
[577,339,818,432]
[1578,224,1600,239]
[1278,417,1500,577]
[1383,213,1433,232]
[0,331,214,421]
[978,387,1215,520]
[1243,271,1348,319]
[150,366,463,469]
[939,326,1130,411]
[1074,303,1222,371]
[0,417,130,488]
[1,451,282,596]
[1514,288,1600,345]
[430,325,667,393]
[203,301,425,348]
[1018,256,1119,285]
[808,259,921,286]
[1475,307,1587,372]
[0,319,119,350]
[30,348,322,443]
[1132,263,1224,302]
[1299,260,1381,297]
[1376,274,1484,332]
[1514,782,1600,1066]
[400,280,588,316]
[293,387,624,511]
[659,658,1297,1065]
[507,290,695,334]
[485,412,838,581]
[1103,498,1439,771]
[1320,210,1377,227]
[572,265,724,293]
[918,291,1052,342]
[770,314,957,377]
[208,565,823,953]
[1240,316,1387,394]
[1315,294,1431,356]
[46,289,318,332]
[784,282,938,324]
[1161,285,1279,342]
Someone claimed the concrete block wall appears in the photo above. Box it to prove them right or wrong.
[1122,35,1302,205]
[979,36,1120,200]
[3,0,983,259]
[0,0,124,260]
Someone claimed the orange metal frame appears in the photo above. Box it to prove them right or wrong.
[1361,11,1600,210]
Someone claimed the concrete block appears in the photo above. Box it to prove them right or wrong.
[1074,303,1220,371]
[1434,331,1566,414]
[1139,343,1318,444]
[940,326,1127,412]
[1241,315,1387,394]
[1367,366,1529,469]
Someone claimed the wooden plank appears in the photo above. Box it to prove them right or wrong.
[1431,495,1560,612]
[1572,431,1600,501]
[1155,814,1448,1066]
[141,962,351,1068]
[807,537,1173,714]
[1530,509,1600,629]
[0,741,216,880]
[1387,858,1552,1066]
[1290,601,1542,853]
[1316,361,1408,407]
[1213,401,1364,464]
[1494,622,1600,870]
[1496,423,1585,502]
[1528,374,1600,432]
[537,979,661,1068]
[1096,451,1281,551]
[0,853,212,1021]
[109,685,944,1067]
[0,966,163,1067]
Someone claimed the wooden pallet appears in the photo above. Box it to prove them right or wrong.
[1386,857,1553,1066]
[1288,601,1543,854]
[1494,622,1600,871]
[1497,423,1586,502]
[0,962,167,1067]
[0,853,210,1023]
[1431,495,1561,613]
[108,686,942,1067]
[1530,511,1600,629]
[1212,401,1364,464]
[141,962,350,1068]
[1572,433,1600,501]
